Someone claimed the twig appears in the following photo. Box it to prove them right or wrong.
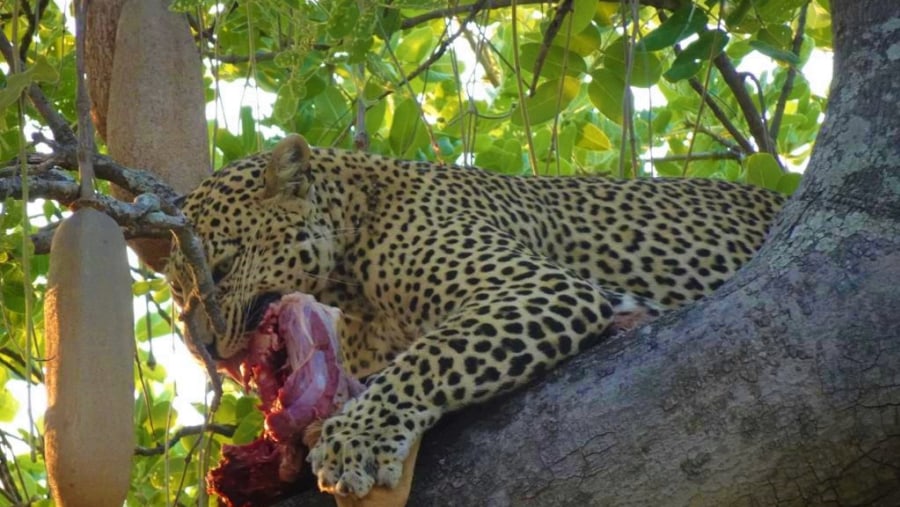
[711,51,776,156]
[353,63,369,152]
[620,0,641,177]
[685,78,754,153]
[461,26,500,87]
[0,432,25,504]
[510,0,538,176]
[0,31,76,146]
[643,151,739,163]
[378,0,490,103]
[692,123,742,153]
[17,0,50,62]
[769,1,810,144]
[528,0,573,95]
[680,10,725,177]
[134,423,236,456]
[400,0,685,29]
[659,9,754,156]
[0,152,227,395]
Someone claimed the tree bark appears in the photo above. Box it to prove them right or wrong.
[279,1,900,505]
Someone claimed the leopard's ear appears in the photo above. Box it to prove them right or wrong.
[263,134,314,201]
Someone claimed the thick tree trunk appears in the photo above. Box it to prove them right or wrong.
[280,1,900,505]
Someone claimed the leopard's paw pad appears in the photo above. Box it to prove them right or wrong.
[308,414,412,498]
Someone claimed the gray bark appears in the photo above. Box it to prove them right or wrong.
[280,1,900,505]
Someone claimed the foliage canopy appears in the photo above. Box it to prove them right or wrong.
[0,0,829,504]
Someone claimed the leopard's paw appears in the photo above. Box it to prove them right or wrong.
[308,404,417,498]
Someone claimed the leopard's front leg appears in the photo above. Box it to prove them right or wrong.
[309,272,624,497]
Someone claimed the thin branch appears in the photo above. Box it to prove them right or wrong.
[684,80,755,153]
[692,123,742,153]
[644,151,740,163]
[658,8,755,156]
[0,31,76,146]
[202,50,277,64]
[134,424,236,456]
[461,26,500,87]
[0,433,23,504]
[400,0,685,30]
[528,0,573,95]
[0,150,226,403]
[769,1,810,144]
[377,0,489,102]
[17,0,51,62]
[711,51,776,156]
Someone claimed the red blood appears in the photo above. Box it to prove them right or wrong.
[207,293,363,507]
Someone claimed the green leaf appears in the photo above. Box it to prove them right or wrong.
[0,58,60,112]
[725,0,753,31]
[240,106,258,151]
[519,43,587,78]
[475,144,525,175]
[0,387,18,422]
[588,69,625,124]
[664,29,729,82]
[133,280,152,296]
[511,77,580,126]
[576,123,612,151]
[603,37,663,88]
[569,0,598,36]
[30,57,60,83]
[396,26,435,66]
[638,5,709,51]
[753,0,809,24]
[135,310,173,342]
[389,99,421,154]
[745,152,783,190]
[565,22,604,56]
[232,410,265,445]
[777,172,803,195]
[0,72,33,111]
[749,40,799,64]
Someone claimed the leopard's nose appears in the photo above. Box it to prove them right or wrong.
[242,291,283,333]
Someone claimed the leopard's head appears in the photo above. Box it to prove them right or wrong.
[166,135,337,359]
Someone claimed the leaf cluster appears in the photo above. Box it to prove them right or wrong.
[0,0,829,504]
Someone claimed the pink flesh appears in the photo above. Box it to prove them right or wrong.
[207,293,363,506]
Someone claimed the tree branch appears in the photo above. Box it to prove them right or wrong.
[0,31,77,146]
[134,424,235,456]
[0,149,226,405]
[645,151,739,163]
[400,0,685,30]
[660,9,754,156]
[711,51,777,156]
[769,1,810,144]
[685,77,755,153]
[527,0,574,95]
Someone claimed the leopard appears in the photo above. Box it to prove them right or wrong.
[165,134,785,498]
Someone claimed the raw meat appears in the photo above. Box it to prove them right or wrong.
[207,293,364,507]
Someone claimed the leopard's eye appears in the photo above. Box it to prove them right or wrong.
[211,256,236,284]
